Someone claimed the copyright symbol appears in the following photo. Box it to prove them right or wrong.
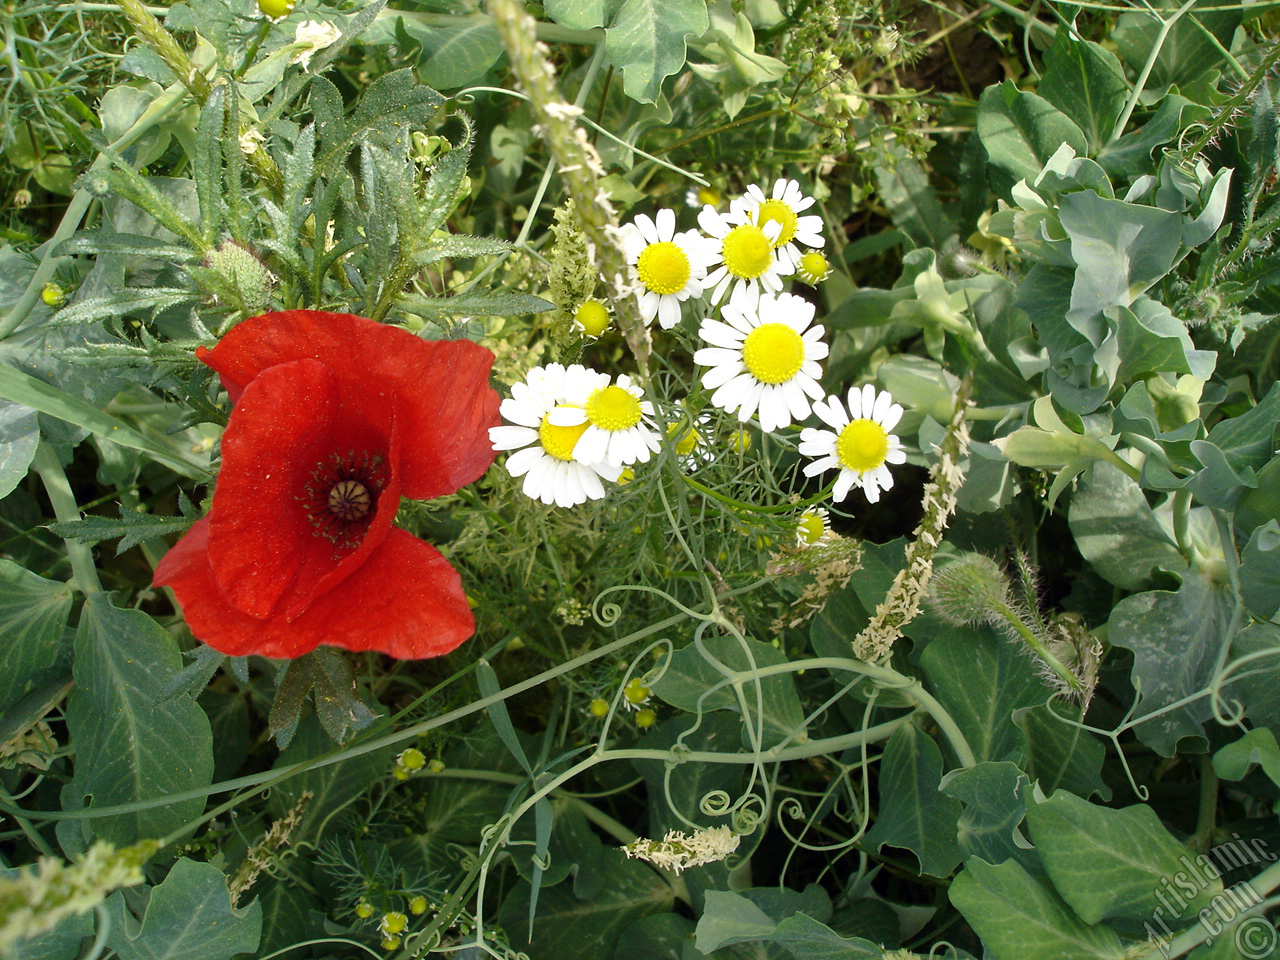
[1235,916,1278,959]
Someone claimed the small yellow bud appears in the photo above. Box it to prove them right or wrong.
[408,895,428,915]
[13,188,32,209]
[635,708,657,728]
[380,936,401,951]
[574,300,611,338]
[257,0,295,18]
[427,758,445,773]
[797,251,832,285]
[41,283,66,308]
[392,767,410,781]
[355,900,374,918]
[397,748,425,771]
[623,678,650,705]
[617,467,635,485]
[381,911,408,935]
[730,429,751,453]
[588,697,609,718]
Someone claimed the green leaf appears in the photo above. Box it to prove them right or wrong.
[1206,381,1280,474]
[65,595,214,846]
[1069,461,1188,591]
[695,892,878,958]
[693,891,776,951]
[49,288,198,327]
[613,914,697,960]
[1027,789,1221,923]
[1116,298,1217,382]
[976,81,1088,192]
[874,156,954,249]
[0,400,38,499]
[1227,623,1280,733]
[950,858,1127,960]
[1098,97,1206,180]
[6,902,93,960]
[53,233,200,263]
[1240,520,1280,619]
[919,628,1046,764]
[0,364,208,480]
[0,560,73,716]
[546,0,621,28]
[1213,728,1280,792]
[940,761,1034,868]
[48,511,194,556]
[106,859,261,960]
[1107,574,1234,756]
[1112,0,1243,89]
[862,723,963,878]
[604,0,709,104]
[1039,32,1129,153]
[399,289,555,320]
[650,634,807,751]
[1013,703,1109,801]
[315,68,446,174]
[497,850,672,960]
[405,17,504,90]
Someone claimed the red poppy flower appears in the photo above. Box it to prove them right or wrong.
[154,310,500,659]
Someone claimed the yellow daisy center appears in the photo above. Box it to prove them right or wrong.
[585,385,642,432]
[721,224,774,280]
[836,418,890,473]
[636,241,691,295]
[697,186,722,206]
[757,199,798,247]
[539,408,589,462]
[574,300,610,337]
[797,510,827,545]
[798,251,830,283]
[742,323,805,384]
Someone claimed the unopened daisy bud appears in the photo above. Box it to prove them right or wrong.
[588,697,609,718]
[427,758,445,773]
[928,554,1012,626]
[41,283,66,308]
[257,0,295,19]
[635,708,657,728]
[392,767,410,781]
[13,188,32,209]
[355,900,374,919]
[397,748,425,771]
[871,28,900,59]
[730,429,752,453]
[380,936,401,951]
[796,251,832,285]
[623,677,650,706]
[381,911,407,936]
[573,299,611,338]
[408,895,428,915]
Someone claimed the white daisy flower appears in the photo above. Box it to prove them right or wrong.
[488,364,622,508]
[733,178,826,272]
[554,370,661,467]
[796,507,831,547]
[692,286,829,434]
[697,204,792,305]
[619,208,714,329]
[799,384,907,503]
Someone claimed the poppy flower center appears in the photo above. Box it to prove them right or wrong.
[721,224,775,279]
[742,323,805,384]
[303,450,387,548]
[836,419,890,473]
[756,199,798,246]
[636,242,691,295]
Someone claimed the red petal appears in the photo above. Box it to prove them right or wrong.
[205,358,398,619]
[199,311,499,499]
[155,520,474,660]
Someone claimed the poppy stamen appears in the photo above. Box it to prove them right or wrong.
[302,450,386,550]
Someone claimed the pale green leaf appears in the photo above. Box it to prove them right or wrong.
[605,0,709,104]
[0,560,73,717]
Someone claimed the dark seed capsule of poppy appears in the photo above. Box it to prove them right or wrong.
[328,480,371,521]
